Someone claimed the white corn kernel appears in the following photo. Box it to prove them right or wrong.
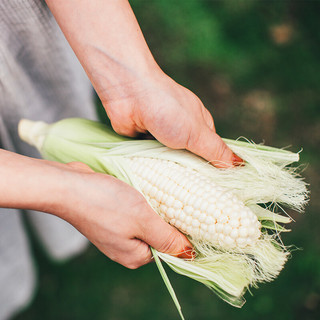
[166,207,175,219]
[173,199,183,209]
[223,224,233,235]
[204,216,214,226]
[239,227,248,238]
[212,209,221,219]
[184,205,193,215]
[200,224,208,232]
[236,238,246,246]
[200,202,208,212]
[160,204,167,213]
[241,218,251,227]
[178,211,186,222]
[230,228,239,239]
[175,220,182,229]
[186,226,193,235]
[208,224,216,234]
[229,219,240,228]
[198,213,207,223]
[193,197,203,210]
[187,194,197,206]
[166,195,175,207]
[218,215,228,224]
[216,223,223,233]
[178,188,188,201]
[207,204,216,215]
[185,216,192,226]
[192,219,200,228]
[156,190,164,203]
[168,183,176,195]
[149,199,158,209]
[224,236,235,247]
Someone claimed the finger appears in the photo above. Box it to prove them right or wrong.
[201,107,215,131]
[66,161,94,173]
[139,212,195,260]
[111,122,137,137]
[111,121,148,138]
[99,238,153,269]
[121,240,153,269]
[186,126,242,168]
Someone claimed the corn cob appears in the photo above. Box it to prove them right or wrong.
[129,156,261,249]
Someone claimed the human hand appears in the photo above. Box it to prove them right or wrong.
[0,148,193,268]
[101,72,240,168]
[42,161,193,268]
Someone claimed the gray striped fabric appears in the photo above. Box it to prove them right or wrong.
[0,1,97,318]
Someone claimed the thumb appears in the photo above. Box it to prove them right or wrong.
[140,213,195,260]
[66,161,95,173]
[186,126,243,168]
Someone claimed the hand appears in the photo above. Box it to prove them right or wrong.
[102,72,238,168]
[0,150,193,268]
[44,162,194,269]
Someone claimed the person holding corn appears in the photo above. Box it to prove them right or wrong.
[0,1,239,319]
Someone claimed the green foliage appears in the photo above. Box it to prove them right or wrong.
[15,1,320,319]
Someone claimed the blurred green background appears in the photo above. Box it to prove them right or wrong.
[15,1,320,319]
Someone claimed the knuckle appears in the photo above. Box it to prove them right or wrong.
[157,229,179,254]
[67,161,94,173]
[110,117,135,137]
[185,128,200,151]
[214,136,229,159]
[205,113,215,130]
[122,242,152,269]
[125,262,140,270]
[123,256,149,269]
[110,253,141,270]
[111,123,129,136]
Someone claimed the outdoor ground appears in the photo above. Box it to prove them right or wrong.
[15,1,319,319]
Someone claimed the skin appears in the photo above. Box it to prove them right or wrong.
[0,150,192,268]
[45,0,237,167]
[1,0,241,269]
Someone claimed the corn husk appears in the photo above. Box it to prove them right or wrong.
[18,118,308,317]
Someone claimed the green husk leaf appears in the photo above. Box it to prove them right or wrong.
[249,204,292,224]
[18,117,308,314]
[151,248,185,320]
[261,220,291,232]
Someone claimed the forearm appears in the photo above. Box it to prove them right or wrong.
[45,0,161,103]
[0,149,65,214]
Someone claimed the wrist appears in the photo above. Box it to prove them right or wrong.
[87,45,164,106]
[31,160,72,218]
[30,160,95,223]
[21,160,68,216]
[0,150,69,217]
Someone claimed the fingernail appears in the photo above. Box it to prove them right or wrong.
[177,246,196,260]
[232,154,245,167]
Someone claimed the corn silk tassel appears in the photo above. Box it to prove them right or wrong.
[18,118,308,311]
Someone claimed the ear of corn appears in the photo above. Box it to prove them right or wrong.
[128,156,262,249]
[18,118,308,312]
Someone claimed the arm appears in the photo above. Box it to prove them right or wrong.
[45,0,240,167]
[0,149,192,268]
